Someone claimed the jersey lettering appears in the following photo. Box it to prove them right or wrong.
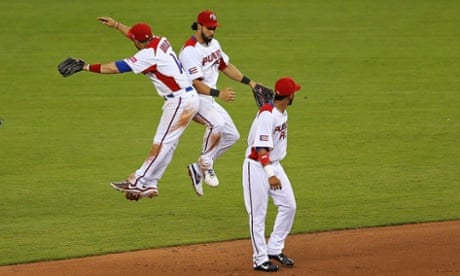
[201,49,222,66]
[274,122,287,140]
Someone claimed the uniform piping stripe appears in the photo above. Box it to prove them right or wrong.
[194,112,215,153]
[247,162,261,256]
[134,98,183,185]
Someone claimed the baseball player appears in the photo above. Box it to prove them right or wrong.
[58,17,200,201]
[179,10,272,196]
[242,77,301,272]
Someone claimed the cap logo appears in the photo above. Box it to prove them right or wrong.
[210,14,217,21]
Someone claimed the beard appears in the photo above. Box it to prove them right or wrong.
[201,31,214,44]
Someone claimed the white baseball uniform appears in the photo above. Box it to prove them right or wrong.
[124,36,200,189]
[179,36,240,170]
[242,104,297,268]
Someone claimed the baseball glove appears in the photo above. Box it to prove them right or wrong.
[252,84,274,107]
[58,57,85,77]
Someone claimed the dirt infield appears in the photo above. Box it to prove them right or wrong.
[1,220,458,275]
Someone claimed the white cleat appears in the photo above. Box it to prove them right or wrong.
[204,169,219,187]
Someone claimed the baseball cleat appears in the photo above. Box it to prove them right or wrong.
[110,180,158,200]
[254,261,279,272]
[204,168,219,187]
[124,191,157,201]
[268,253,294,266]
[187,163,203,196]
[110,180,133,191]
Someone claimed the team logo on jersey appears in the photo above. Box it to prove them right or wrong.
[188,67,199,75]
[129,56,138,63]
[259,135,269,141]
[159,39,171,53]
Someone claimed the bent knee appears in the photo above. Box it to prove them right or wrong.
[228,132,240,145]
[281,202,297,214]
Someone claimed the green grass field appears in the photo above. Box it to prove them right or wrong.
[1,0,459,265]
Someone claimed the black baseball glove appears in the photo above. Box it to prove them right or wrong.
[252,84,274,108]
[58,57,85,77]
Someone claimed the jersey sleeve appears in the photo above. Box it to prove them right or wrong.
[216,41,230,71]
[179,46,204,80]
[115,60,132,73]
[124,48,156,74]
[251,110,274,150]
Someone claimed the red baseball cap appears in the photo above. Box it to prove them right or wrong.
[128,23,153,42]
[197,10,219,28]
[275,77,301,96]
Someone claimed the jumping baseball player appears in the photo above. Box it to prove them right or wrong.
[58,17,200,201]
[242,77,301,272]
[179,10,273,196]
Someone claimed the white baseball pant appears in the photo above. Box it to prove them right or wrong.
[242,159,297,267]
[128,89,200,188]
[193,96,240,170]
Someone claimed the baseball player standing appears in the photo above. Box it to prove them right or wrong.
[58,17,200,201]
[242,77,301,272]
[179,10,270,196]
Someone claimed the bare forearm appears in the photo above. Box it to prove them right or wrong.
[223,64,256,89]
[83,62,120,74]
[114,22,130,36]
[223,64,244,82]
[192,79,212,95]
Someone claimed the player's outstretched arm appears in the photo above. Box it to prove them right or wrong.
[57,57,122,77]
[222,64,274,107]
[222,64,256,89]
[83,61,120,74]
[97,17,130,37]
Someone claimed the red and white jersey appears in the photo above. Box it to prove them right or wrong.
[245,104,288,162]
[124,36,192,97]
[178,36,229,91]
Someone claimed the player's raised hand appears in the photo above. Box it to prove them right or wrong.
[97,17,117,28]
[219,87,236,102]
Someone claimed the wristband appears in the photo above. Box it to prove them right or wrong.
[241,75,251,85]
[114,22,120,30]
[258,152,271,166]
[210,88,220,97]
[264,165,275,177]
[89,64,102,73]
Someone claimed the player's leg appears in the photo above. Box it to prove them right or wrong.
[267,163,296,262]
[192,99,227,187]
[119,97,197,192]
[212,102,240,160]
[242,159,272,268]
